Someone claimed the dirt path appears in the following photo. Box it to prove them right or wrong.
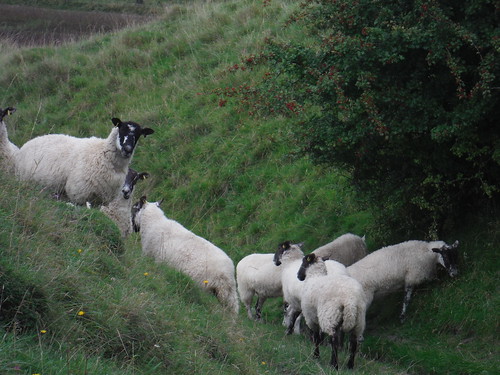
[0,4,153,46]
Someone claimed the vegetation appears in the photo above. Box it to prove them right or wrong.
[230,0,500,239]
[0,0,498,374]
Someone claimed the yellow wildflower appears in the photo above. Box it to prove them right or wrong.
[77,249,83,254]
[40,330,47,334]
[261,361,267,365]
[77,310,85,316]
[143,272,149,276]
[203,280,209,285]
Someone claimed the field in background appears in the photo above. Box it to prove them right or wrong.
[0,4,153,45]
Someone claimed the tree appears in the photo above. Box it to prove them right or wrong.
[249,0,500,237]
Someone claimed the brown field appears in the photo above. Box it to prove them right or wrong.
[0,4,152,46]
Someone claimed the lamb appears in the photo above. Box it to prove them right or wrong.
[0,106,18,172]
[312,233,367,266]
[132,196,239,314]
[274,241,348,335]
[14,117,153,206]
[100,168,149,238]
[347,240,459,322]
[298,253,367,370]
[236,252,283,320]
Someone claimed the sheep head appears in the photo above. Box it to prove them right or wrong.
[111,118,154,158]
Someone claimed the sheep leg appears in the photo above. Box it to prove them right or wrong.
[255,296,266,321]
[330,330,340,370]
[286,309,302,335]
[311,327,322,359]
[347,332,358,369]
[400,286,414,323]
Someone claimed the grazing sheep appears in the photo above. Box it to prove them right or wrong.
[100,168,149,238]
[14,118,153,206]
[347,240,460,322]
[274,241,348,334]
[0,106,18,172]
[236,252,283,320]
[298,253,367,370]
[132,196,239,314]
[312,233,367,266]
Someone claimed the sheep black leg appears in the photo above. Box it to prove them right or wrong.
[400,286,414,323]
[312,327,322,359]
[286,310,302,335]
[330,331,340,370]
[255,296,266,321]
[347,332,358,369]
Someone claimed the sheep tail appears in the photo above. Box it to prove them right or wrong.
[342,300,360,333]
[215,282,240,315]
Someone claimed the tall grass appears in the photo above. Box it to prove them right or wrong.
[0,0,498,374]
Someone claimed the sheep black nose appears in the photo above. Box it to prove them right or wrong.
[123,145,133,153]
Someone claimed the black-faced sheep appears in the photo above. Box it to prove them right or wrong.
[236,252,283,320]
[132,196,239,314]
[100,168,149,238]
[274,241,348,335]
[298,253,367,370]
[0,106,18,172]
[347,240,459,322]
[14,118,153,206]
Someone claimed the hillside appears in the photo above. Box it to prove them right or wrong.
[0,0,498,374]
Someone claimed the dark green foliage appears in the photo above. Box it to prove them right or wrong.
[251,0,500,238]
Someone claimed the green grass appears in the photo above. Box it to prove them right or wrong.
[0,0,498,374]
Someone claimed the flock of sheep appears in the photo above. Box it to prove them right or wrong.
[0,107,460,370]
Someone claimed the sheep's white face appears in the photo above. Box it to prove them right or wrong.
[111,118,154,158]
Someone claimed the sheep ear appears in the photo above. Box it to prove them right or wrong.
[297,242,305,249]
[111,118,122,127]
[140,195,147,205]
[321,256,330,261]
[157,198,164,206]
[141,128,154,138]
[1,107,15,120]
[139,172,150,180]
[306,253,316,263]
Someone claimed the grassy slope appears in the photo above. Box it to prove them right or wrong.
[0,0,498,374]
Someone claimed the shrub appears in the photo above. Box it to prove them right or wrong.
[246,0,500,237]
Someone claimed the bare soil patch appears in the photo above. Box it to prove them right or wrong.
[0,4,152,46]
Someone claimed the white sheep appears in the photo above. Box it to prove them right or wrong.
[298,253,367,370]
[100,168,149,238]
[14,118,153,206]
[132,196,239,314]
[274,241,348,334]
[236,252,283,320]
[0,106,18,172]
[312,233,367,266]
[347,240,460,322]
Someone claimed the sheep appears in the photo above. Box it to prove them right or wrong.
[100,168,149,238]
[132,196,239,314]
[346,240,460,322]
[274,241,348,335]
[298,253,367,370]
[0,106,18,172]
[13,117,153,206]
[236,252,283,320]
[312,233,367,266]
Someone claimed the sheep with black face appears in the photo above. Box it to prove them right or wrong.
[14,117,153,206]
[132,196,239,314]
[347,240,460,322]
[298,253,367,370]
[0,106,18,172]
[100,168,149,238]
